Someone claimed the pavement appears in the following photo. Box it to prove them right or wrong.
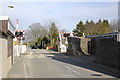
[6,49,119,78]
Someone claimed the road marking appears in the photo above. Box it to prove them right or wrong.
[46,55,54,57]
[36,52,40,53]
[23,55,27,78]
[63,65,80,75]
[53,60,81,76]
[64,56,70,58]
[36,54,47,58]
[29,52,33,56]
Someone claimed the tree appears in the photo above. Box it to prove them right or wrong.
[73,21,84,37]
[49,22,59,47]
[25,23,48,48]
[76,19,112,36]
[86,20,89,24]
[100,20,111,34]
[84,20,95,35]
[110,19,118,32]
[95,19,103,34]
[89,20,95,35]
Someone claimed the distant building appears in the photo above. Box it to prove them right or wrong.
[0,16,15,79]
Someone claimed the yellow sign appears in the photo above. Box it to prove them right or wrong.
[14,41,17,45]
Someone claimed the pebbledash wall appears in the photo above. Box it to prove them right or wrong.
[0,31,2,80]
[0,16,15,79]
[1,34,12,78]
[67,32,120,70]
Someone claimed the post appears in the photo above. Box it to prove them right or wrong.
[42,40,43,49]
[16,19,18,30]
[15,19,19,57]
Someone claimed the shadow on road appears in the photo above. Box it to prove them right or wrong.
[47,52,119,78]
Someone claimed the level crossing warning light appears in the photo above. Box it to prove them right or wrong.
[15,30,25,40]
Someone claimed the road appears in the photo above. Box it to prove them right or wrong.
[7,49,116,78]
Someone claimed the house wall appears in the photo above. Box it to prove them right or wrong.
[0,20,8,33]
[0,17,15,79]
[2,35,12,78]
[0,32,2,80]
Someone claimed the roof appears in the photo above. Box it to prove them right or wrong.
[0,16,9,20]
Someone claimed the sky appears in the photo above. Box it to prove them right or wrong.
[1,1,118,32]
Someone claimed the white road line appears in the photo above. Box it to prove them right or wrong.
[53,60,81,76]
[26,56,32,76]
[64,65,80,75]
[23,55,27,78]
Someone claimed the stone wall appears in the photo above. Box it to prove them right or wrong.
[95,41,120,69]
[67,36,120,71]
[67,37,90,55]
[87,36,120,68]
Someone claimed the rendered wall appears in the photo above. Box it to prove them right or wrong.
[2,35,12,78]
[0,32,2,80]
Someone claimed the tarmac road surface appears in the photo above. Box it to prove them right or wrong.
[7,49,117,78]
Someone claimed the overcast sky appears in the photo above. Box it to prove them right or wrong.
[2,1,118,32]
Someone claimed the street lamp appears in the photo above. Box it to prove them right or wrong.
[8,5,14,8]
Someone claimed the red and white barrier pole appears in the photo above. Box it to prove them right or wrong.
[16,19,19,31]
[15,19,20,57]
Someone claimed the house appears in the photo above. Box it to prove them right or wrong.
[0,16,15,79]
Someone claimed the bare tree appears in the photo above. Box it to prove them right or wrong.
[25,21,60,48]
[110,19,118,32]
[25,23,48,45]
